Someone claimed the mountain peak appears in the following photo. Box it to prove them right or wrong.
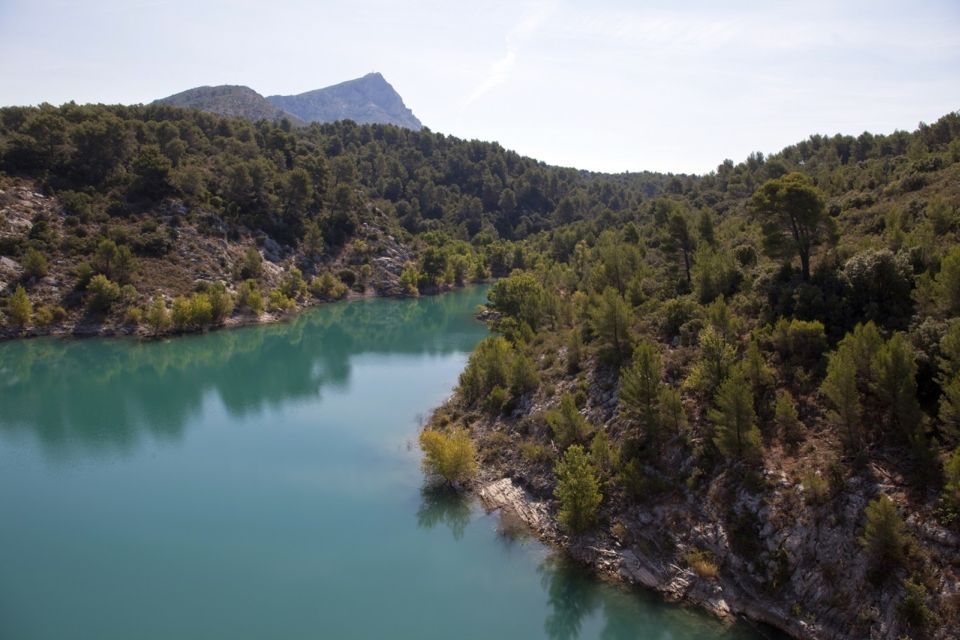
[266,74,422,130]
[155,73,422,130]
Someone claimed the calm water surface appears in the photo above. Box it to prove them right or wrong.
[0,287,773,639]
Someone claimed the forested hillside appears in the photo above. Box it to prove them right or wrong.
[2,101,960,637]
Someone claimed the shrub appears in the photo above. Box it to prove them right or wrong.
[144,296,171,334]
[682,548,719,579]
[280,267,307,300]
[207,282,234,324]
[771,317,827,371]
[310,272,349,300]
[267,289,295,313]
[5,285,32,328]
[34,304,66,326]
[239,247,262,279]
[509,352,540,396]
[237,280,264,315]
[801,471,830,506]
[21,247,48,279]
[419,428,477,486]
[546,393,593,448]
[897,578,934,632]
[171,292,213,330]
[86,274,120,313]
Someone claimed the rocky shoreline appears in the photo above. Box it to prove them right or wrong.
[437,348,960,640]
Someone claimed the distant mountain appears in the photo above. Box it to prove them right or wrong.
[267,73,422,130]
[156,85,303,125]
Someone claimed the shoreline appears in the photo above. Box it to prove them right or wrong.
[472,469,811,640]
[0,284,470,343]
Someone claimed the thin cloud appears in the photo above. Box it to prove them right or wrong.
[463,1,556,108]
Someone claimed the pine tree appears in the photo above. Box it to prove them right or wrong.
[590,287,633,364]
[547,394,592,448]
[658,387,687,436]
[709,369,762,462]
[619,341,662,438]
[554,445,603,533]
[873,333,923,446]
[822,347,862,449]
[859,495,909,575]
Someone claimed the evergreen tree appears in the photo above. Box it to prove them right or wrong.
[554,444,603,533]
[822,346,862,449]
[860,495,909,575]
[619,341,662,438]
[547,393,592,449]
[709,369,762,462]
[590,287,633,365]
[144,296,171,335]
[749,172,833,281]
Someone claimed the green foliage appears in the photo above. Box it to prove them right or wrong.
[310,272,348,301]
[458,336,513,406]
[940,448,960,516]
[399,262,420,296]
[509,352,540,396]
[860,495,909,576]
[841,249,914,329]
[206,282,234,324]
[749,172,833,281]
[554,444,603,533]
[547,393,593,448]
[33,304,66,326]
[691,247,740,304]
[267,289,296,313]
[709,369,762,463]
[488,271,546,330]
[171,292,213,329]
[873,333,923,446]
[897,578,934,632]
[619,341,662,438]
[936,245,960,317]
[589,429,618,478]
[590,287,634,364]
[239,247,262,280]
[280,267,307,300]
[419,428,477,486]
[658,387,687,436]
[5,285,31,328]
[566,330,582,374]
[237,280,264,315]
[22,247,48,279]
[771,317,827,371]
[774,390,803,445]
[92,239,137,284]
[144,296,171,334]
[685,325,736,399]
[86,274,121,313]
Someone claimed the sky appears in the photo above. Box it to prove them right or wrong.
[1,0,958,175]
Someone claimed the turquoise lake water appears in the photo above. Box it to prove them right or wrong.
[0,287,774,639]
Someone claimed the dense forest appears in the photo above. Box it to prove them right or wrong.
[3,101,960,638]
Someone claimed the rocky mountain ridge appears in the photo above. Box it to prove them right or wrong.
[156,72,421,129]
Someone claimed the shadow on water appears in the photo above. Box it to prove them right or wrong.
[415,483,473,541]
[0,287,488,458]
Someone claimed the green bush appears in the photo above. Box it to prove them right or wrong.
[86,274,121,313]
[419,428,477,486]
[267,289,296,313]
[21,247,48,279]
[555,444,602,533]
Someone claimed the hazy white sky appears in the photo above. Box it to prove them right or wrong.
[1,0,958,174]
